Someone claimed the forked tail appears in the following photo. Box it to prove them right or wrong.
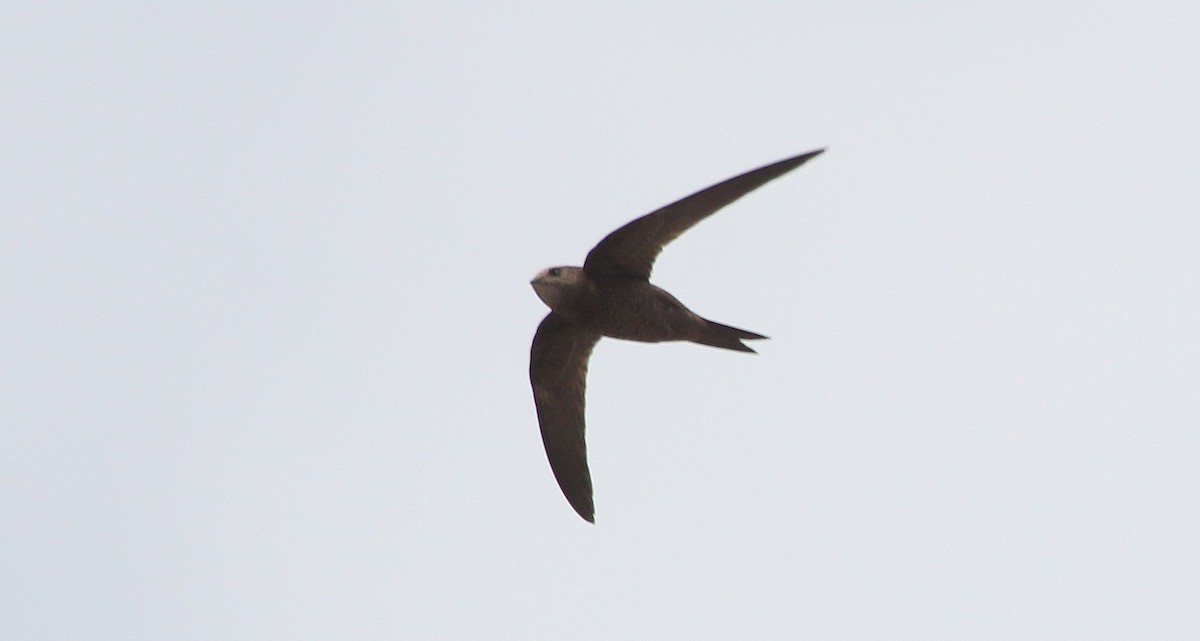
[693,319,768,353]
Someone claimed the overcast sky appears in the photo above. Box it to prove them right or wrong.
[4,3,1199,639]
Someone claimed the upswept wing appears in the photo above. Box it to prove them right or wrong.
[583,148,825,280]
[529,312,603,522]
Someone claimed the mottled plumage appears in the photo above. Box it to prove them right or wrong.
[530,149,825,522]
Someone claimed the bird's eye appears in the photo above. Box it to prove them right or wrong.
[549,268,561,277]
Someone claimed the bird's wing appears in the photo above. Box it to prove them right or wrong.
[583,148,825,280]
[530,312,603,522]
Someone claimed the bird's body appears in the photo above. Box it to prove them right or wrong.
[531,268,763,349]
[529,149,825,522]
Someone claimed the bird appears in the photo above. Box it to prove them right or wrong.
[529,148,825,522]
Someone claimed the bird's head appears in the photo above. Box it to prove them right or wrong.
[530,266,587,311]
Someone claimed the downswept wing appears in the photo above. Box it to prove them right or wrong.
[529,312,603,522]
[582,148,825,280]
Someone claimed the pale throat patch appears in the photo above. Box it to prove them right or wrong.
[530,266,584,310]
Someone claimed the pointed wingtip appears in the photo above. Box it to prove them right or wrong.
[767,148,826,174]
[796,147,826,161]
[564,488,595,523]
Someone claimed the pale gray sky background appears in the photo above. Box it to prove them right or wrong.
[3,3,1198,639]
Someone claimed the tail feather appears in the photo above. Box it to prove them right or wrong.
[693,319,768,353]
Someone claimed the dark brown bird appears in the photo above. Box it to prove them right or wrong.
[529,149,825,522]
